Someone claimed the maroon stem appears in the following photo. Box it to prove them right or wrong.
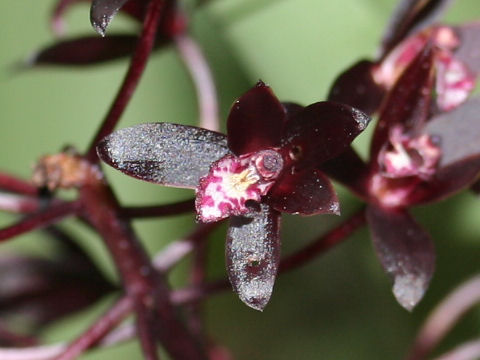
[171,208,367,305]
[279,207,367,272]
[0,201,80,242]
[0,172,38,196]
[187,239,208,339]
[53,296,133,360]
[0,193,41,214]
[85,0,166,162]
[79,180,205,359]
[135,301,160,360]
[120,198,194,218]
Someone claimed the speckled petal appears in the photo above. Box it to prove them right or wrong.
[283,102,370,169]
[227,81,287,156]
[90,0,130,36]
[266,169,340,215]
[97,123,230,189]
[226,204,281,311]
[366,205,435,311]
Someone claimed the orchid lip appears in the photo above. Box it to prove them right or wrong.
[195,149,284,223]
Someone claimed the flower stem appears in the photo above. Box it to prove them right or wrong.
[52,296,133,360]
[85,0,166,162]
[0,172,37,196]
[79,179,206,359]
[120,198,195,218]
[279,206,367,272]
[0,201,80,242]
[174,33,219,131]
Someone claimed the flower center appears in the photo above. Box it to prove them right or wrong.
[378,126,441,181]
[195,149,284,222]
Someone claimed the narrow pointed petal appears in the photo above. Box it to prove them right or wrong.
[25,35,138,67]
[371,45,436,160]
[409,98,480,203]
[226,204,281,311]
[366,205,435,311]
[90,0,130,36]
[454,23,480,74]
[379,0,454,58]
[266,169,339,215]
[283,102,370,168]
[328,60,385,115]
[227,82,287,155]
[97,123,230,189]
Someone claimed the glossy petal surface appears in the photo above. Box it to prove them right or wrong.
[409,98,480,203]
[27,35,137,66]
[367,205,435,311]
[328,60,384,115]
[97,123,230,189]
[266,169,339,215]
[283,102,370,168]
[371,45,435,160]
[226,204,281,311]
[227,82,286,156]
[379,0,453,58]
[90,0,130,36]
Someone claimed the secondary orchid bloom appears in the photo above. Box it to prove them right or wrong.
[324,43,480,311]
[329,0,480,116]
[97,82,370,310]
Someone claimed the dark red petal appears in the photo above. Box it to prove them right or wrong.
[408,98,480,203]
[379,0,453,59]
[370,44,436,161]
[320,147,369,198]
[227,81,287,155]
[454,23,480,74]
[328,60,385,115]
[266,169,340,215]
[90,0,130,36]
[26,35,138,67]
[97,123,230,189]
[366,205,435,311]
[226,204,281,311]
[282,102,370,168]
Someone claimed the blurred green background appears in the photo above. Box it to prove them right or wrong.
[1,0,480,359]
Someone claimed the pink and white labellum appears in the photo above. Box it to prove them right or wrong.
[373,26,476,111]
[196,149,284,222]
[378,125,441,181]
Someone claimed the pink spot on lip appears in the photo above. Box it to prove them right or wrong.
[195,149,285,222]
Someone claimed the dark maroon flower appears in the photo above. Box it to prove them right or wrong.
[325,42,480,311]
[97,81,370,310]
